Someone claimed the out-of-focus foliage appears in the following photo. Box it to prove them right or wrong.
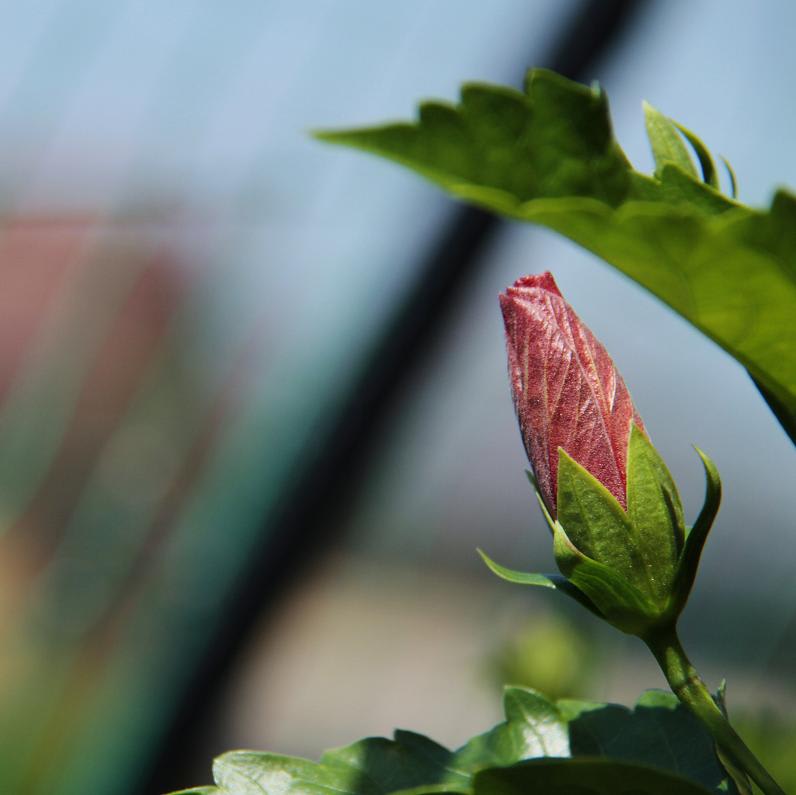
[486,615,598,700]
[734,711,796,794]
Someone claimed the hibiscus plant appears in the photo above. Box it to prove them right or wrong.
[173,70,794,795]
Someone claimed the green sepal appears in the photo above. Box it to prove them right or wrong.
[552,522,660,636]
[672,120,719,189]
[477,548,604,619]
[668,447,722,618]
[721,155,738,198]
[643,101,698,179]
[625,423,685,602]
[535,491,557,535]
[525,469,556,534]
[556,450,640,587]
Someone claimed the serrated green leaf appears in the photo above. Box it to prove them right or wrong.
[214,751,357,795]
[174,688,735,795]
[474,757,714,795]
[319,733,472,794]
[721,156,738,198]
[316,70,632,208]
[625,424,684,601]
[670,447,722,616]
[455,686,570,769]
[644,101,699,179]
[175,687,567,795]
[476,548,604,618]
[316,68,796,438]
[558,690,737,794]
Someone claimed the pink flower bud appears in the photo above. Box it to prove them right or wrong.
[500,273,644,515]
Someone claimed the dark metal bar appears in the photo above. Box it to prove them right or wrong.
[147,1,651,791]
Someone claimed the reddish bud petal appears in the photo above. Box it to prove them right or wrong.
[500,272,643,515]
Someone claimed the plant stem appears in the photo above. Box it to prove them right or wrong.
[644,626,785,795]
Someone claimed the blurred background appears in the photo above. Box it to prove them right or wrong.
[0,1,794,793]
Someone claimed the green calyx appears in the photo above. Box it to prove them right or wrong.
[481,426,722,638]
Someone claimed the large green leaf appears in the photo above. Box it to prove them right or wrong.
[316,68,796,439]
[170,689,734,795]
[474,757,713,795]
[169,687,565,795]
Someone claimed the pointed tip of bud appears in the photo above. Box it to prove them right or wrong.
[501,271,562,302]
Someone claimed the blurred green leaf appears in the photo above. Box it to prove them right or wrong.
[730,709,796,793]
[174,689,736,794]
[316,68,796,439]
[474,757,714,795]
[486,615,599,700]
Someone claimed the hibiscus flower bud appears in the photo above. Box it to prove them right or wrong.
[499,272,643,517]
[480,273,722,637]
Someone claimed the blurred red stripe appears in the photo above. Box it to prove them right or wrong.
[0,216,97,401]
[5,218,190,557]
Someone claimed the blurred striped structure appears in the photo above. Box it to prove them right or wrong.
[0,3,795,795]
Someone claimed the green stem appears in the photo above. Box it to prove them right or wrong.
[645,626,785,795]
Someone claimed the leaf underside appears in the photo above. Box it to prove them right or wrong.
[171,689,734,795]
[316,68,796,439]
